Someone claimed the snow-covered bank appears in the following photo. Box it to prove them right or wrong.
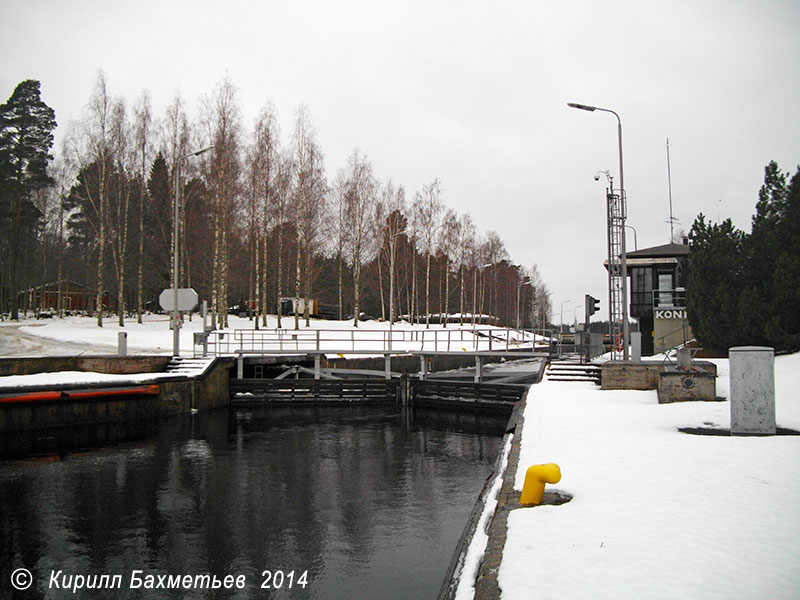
[1,314,526,357]
[4,315,799,599]
[499,352,800,600]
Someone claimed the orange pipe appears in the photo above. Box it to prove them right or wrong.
[0,384,159,404]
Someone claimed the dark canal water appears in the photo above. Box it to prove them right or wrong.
[0,405,506,599]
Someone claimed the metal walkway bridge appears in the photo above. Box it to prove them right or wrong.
[196,326,552,382]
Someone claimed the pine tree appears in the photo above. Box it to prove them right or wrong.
[686,214,747,349]
[0,79,56,319]
[687,162,800,352]
[764,166,800,350]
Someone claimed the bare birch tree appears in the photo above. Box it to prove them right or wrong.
[413,178,443,328]
[108,99,132,326]
[162,95,190,295]
[483,230,507,322]
[201,76,242,329]
[456,213,476,325]
[342,149,377,327]
[248,100,280,328]
[331,170,349,320]
[132,91,153,324]
[437,208,460,327]
[289,106,326,329]
[65,71,116,327]
[274,152,291,329]
[377,181,406,324]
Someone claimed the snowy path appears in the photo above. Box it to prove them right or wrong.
[0,323,115,356]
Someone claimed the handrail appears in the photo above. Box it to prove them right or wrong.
[200,326,552,357]
[652,288,686,309]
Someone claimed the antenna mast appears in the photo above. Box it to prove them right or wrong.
[666,138,674,242]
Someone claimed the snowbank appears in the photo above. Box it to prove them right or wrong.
[500,352,800,599]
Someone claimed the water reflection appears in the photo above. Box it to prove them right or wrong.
[0,406,505,599]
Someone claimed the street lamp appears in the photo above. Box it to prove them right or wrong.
[516,276,530,329]
[472,263,493,328]
[626,225,638,251]
[172,145,214,356]
[568,101,630,359]
[560,299,571,334]
[387,227,410,351]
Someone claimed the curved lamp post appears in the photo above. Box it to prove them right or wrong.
[568,102,629,360]
[172,145,214,356]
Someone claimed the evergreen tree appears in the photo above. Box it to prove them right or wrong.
[686,215,747,349]
[764,166,800,350]
[687,162,800,352]
[147,151,173,290]
[0,79,56,319]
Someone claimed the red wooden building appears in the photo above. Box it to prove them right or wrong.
[18,280,115,314]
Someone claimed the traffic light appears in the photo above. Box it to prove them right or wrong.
[586,294,600,317]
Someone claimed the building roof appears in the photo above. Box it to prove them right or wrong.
[626,242,690,259]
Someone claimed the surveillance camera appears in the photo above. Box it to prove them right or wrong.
[593,174,600,181]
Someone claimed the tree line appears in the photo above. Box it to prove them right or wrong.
[0,75,553,330]
[687,160,800,352]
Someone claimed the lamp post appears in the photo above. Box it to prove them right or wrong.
[626,225,638,251]
[388,227,409,351]
[560,299,571,334]
[172,145,213,356]
[568,102,629,359]
[472,263,493,328]
[516,276,530,329]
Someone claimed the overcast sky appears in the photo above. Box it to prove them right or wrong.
[3,0,799,324]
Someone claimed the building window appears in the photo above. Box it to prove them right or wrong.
[657,271,674,307]
[631,267,653,317]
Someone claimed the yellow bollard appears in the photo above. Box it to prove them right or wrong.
[520,463,562,506]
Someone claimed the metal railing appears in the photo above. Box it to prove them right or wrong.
[652,288,686,309]
[654,320,692,354]
[200,326,553,357]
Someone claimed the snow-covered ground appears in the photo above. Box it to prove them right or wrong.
[0,313,542,357]
[499,353,800,600]
[2,316,798,598]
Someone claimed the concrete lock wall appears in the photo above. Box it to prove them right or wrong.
[0,356,172,377]
[0,359,232,433]
[729,346,776,435]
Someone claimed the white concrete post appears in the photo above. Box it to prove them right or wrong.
[730,346,776,435]
[117,332,127,356]
[631,332,641,362]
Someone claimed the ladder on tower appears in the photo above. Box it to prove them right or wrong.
[607,189,626,360]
